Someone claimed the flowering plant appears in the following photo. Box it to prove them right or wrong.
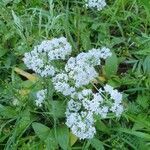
[23,37,124,140]
[85,0,107,11]
[1,0,150,149]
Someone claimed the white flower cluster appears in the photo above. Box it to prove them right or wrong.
[64,47,111,88]
[65,57,98,87]
[52,73,75,96]
[85,0,107,11]
[23,36,123,140]
[104,84,124,116]
[66,85,123,139]
[35,89,47,107]
[52,47,111,96]
[66,108,96,139]
[49,46,120,139]
[23,37,72,77]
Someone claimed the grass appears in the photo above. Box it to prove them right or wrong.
[0,0,150,149]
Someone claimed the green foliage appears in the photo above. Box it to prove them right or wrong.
[56,125,69,150]
[104,52,118,78]
[90,138,105,150]
[32,122,51,141]
[47,101,66,119]
[0,104,17,119]
[32,122,58,150]
[0,0,150,149]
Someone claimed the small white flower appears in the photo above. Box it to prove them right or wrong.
[93,93,103,103]
[99,47,112,59]
[35,89,47,107]
[12,98,19,106]
[82,89,93,96]
[65,57,76,72]
[23,37,72,77]
[104,84,114,94]
[66,110,96,139]
[99,85,124,117]
[52,73,75,96]
[85,0,107,11]
[65,84,124,139]
[67,99,81,112]
[97,106,109,118]
[65,47,111,88]
[111,103,123,117]
[110,90,122,104]
[24,36,124,140]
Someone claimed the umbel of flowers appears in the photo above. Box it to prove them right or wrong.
[23,37,124,139]
[85,0,107,11]
[23,37,72,77]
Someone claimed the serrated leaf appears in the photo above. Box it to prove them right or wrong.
[137,94,149,109]
[115,128,150,141]
[127,114,150,129]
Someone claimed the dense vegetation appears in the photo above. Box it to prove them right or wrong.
[0,0,150,149]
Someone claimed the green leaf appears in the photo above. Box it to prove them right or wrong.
[139,0,150,14]
[49,101,66,118]
[143,55,150,75]
[0,104,17,119]
[134,48,150,55]
[70,132,78,146]
[0,47,7,57]
[12,10,23,31]
[90,138,105,150]
[127,114,150,129]
[32,122,58,150]
[115,128,150,141]
[104,52,118,78]
[32,122,50,141]
[137,94,149,109]
[45,130,58,150]
[5,109,32,149]
[57,125,69,150]
[95,120,110,134]
[81,31,91,50]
